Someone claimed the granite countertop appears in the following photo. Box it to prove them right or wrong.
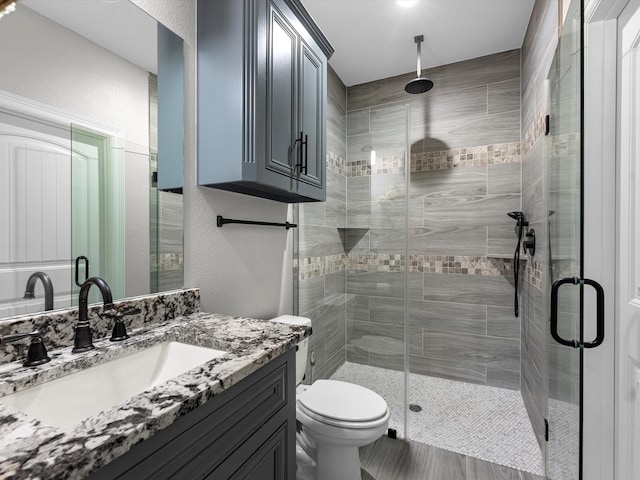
[0,312,310,479]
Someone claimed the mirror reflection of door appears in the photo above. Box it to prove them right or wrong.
[71,126,124,305]
[0,112,72,317]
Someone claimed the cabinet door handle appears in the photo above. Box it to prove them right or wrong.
[550,276,605,348]
[302,133,308,175]
[294,132,308,175]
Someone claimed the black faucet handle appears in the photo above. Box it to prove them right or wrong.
[24,334,51,367]
[107,307,141,342]
[0,331,52,367]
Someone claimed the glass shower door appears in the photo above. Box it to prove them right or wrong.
[546,0,604,478]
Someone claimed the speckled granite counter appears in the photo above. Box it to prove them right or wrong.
[0,312,310,479]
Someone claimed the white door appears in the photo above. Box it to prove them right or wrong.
[617,1,640,479]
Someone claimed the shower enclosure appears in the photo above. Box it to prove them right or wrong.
[296,0,592,476]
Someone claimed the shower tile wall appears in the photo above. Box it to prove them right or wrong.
[297,66,348,382]
[346,50,523,389]
[520,0,558,448]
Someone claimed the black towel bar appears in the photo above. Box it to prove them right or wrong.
[216,215,297,230]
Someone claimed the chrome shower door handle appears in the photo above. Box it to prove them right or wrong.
[550,276,605,348]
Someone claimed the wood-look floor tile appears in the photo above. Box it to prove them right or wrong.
[466,456,522,480]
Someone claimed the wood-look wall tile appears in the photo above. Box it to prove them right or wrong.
[347,109,370,137]
[325,272,346,302]
[422,331,520,371]
[523,139,543,195]
[424,273,513,307]
[347,50,520,111]
[347,131,372,163]
[549,154,577,193]
[521,0,557,98]
[487,305,520,339]
[410,226,488,256]
[419,85,488,123]
[347,294,370,322]
[422,109,521,152]
[299,200,325,226]
[298,224,343,257]
[299,276,324,316]
[488,163,521,195]
[424,194,520,227]
[410,299,487,335]
[313,347,345,381]
[371,103,407,136]
[410,166,487,198]
[325,169,346,227]
[487,367,521,390]
[408,272,424,300]
[410,326,423,355]
[488,224,519,257]
[409,197,424,228]
[371,173,406,229]
[370,227,406,253]
[347,270,405,298]
[488,78,521,115]
[348,320,405,357]
[327,97,346,159]
[370,296,405,325]
[409,354,487,385]
[346,343,370,365]
[522,178,544,224]
[369,351,404,371]
[347,176,371,227]
[328,65,346,111]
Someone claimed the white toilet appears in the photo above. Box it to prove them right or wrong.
[272,315,390,480]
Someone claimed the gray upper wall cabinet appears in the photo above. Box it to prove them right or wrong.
[197,0,333,203]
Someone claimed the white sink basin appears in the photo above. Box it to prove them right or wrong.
[0,341,226,428]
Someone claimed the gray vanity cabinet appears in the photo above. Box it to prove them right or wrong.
[197,0,333,203]
[90,349,296,479]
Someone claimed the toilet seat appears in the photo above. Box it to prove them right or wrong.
[298,380,388,429]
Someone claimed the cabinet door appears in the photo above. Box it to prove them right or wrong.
[265,1,297,181]
[297,39,325,190]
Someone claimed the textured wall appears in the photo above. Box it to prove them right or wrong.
[520,0,559,449]
[345,50,524,390]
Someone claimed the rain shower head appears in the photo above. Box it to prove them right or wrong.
[405,35,433,94]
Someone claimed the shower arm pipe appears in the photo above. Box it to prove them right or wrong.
[415,36,422,77]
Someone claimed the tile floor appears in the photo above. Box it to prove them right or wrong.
[331,362,545,476]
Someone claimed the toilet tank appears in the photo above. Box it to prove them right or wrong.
[270,315,311,385]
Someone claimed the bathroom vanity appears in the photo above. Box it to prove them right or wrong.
[0,305,309,479]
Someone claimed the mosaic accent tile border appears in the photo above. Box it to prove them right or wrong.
[299,254,346,280]
[526,260,544,289]
[151,253,184,272]
[326,150,347,176]
[348,155,406,177]
[550,133,580,157]
[410,142,521,172]
[523,114,546,156]
[347,253,405,272]
[409,255,514,276]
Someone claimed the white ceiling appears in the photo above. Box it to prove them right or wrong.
[301,0,535,86]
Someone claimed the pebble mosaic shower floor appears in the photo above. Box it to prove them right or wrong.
[330,362,544,476]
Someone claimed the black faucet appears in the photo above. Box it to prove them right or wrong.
[23,272,54,311]
[73,277,114,353]
[0,331,51,367]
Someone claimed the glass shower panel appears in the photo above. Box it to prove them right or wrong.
[70,125,124,304]
[546,0,583,477]
[344,103,409,438]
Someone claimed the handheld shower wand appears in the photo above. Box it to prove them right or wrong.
[507,211,533,317]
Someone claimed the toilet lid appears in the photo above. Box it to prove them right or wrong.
[298,379,387,422]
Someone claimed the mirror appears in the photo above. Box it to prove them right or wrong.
[0,0,184,319]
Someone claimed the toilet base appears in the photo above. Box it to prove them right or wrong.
[315,444,362,480]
